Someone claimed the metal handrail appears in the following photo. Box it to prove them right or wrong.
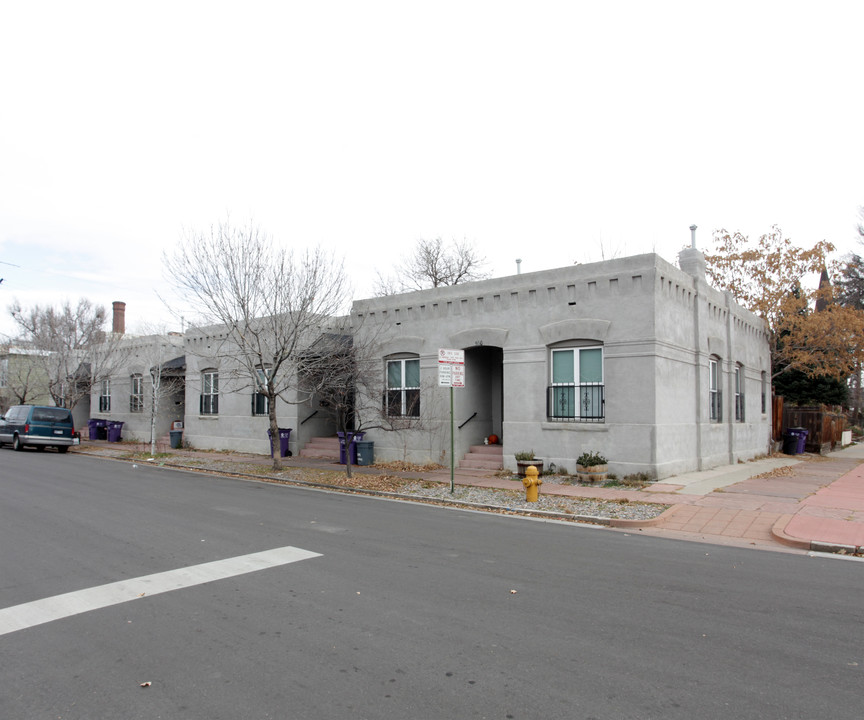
[300,410,319,425]
[458,412,477,429]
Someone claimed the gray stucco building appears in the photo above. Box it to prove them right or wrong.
[168,246,771,480]
[350,247,771,479]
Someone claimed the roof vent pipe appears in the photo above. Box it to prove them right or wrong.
[689,224,697,249]
[516,258,522,275]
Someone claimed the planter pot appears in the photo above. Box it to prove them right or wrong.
[516,459,544,478]
[576,463,608,483]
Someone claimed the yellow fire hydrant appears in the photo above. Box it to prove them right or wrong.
[522,465,542,502]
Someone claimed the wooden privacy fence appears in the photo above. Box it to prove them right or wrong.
[780,404,847,453]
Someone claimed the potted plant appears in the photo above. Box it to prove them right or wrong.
[576,450,608,483]
[515,450,544,477]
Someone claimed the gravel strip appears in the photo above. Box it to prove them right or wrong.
[77,449,668,522]
[399,482,667,521]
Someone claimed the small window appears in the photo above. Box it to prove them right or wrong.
[386,358,420,417]
[548,346,604,422]
[130,374,144,413]
[734,364,745,422]
[709,357,722,422]
[200,370,219,415]
[99,379,111,413]
[252,367,269,416]
[761,371,767,414]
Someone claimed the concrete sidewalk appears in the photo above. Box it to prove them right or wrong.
[77,439,864,553]
[421,446,864,552]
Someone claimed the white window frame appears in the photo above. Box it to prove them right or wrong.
[386,357,420,417]
[201,370,219,415]
[548,346,604,421]
[709,357,722,422]
[99,378,111,413]
[130,374,144,413]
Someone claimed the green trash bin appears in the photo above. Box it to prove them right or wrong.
[355,440,374,466]
[169,430,183,449]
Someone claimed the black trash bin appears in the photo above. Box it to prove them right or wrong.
[783,427,809,455]
[355,440,374,466]
[169,430,183,449]
[268,428,292,458]
[337,432,364,464]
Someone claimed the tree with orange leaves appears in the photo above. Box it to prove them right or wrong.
[704,226,864,386]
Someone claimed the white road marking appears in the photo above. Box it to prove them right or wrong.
[0,545,322,636]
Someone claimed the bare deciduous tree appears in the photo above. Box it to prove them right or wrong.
[165,219,350,470]
[127,330,185,456]
[299,318,433,477]
[374,237,489,295]
[7,298,125,409]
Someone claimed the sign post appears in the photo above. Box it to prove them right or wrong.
[438,349,465,493]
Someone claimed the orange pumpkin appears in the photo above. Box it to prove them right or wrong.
[488,434,499,445]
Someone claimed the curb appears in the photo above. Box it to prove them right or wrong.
[770,514,809,550]
[771,514,864,554]
[608,502,686,528]
[73,449,670,528]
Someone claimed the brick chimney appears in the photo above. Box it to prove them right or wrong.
[112,301,126,335]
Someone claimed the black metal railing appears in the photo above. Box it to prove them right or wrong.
[458,412,477,429]
[546,385,605,422]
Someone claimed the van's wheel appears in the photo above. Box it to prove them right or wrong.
[57,446,69,454]
[12,435,23,451]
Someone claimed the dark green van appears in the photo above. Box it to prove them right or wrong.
[0,405,76,453]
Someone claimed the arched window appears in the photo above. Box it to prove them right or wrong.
[548,344,604,422]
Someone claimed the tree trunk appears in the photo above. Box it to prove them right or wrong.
[268,392,281,471]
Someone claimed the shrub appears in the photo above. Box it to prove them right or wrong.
[577,450,607,467]
[514,450,536,461]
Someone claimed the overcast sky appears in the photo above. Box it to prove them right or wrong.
[2,1,862,338]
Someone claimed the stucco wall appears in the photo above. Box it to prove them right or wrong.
[352,252,771,479]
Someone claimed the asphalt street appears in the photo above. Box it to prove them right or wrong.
[1,449,862,719]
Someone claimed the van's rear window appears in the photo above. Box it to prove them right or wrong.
[32,408,72,423]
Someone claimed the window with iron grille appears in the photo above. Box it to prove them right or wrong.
[709,357,722,422]
[200,370,219,415]
[130,374,144,412]
[386,357,420,417]
[99,379,111,413]
[548,346,604,422]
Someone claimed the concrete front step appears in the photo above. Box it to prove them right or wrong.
[468,444,505,455]
[300,436,341,459]
[459,444,503,471]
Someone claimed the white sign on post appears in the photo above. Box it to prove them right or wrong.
[438,348,465,388]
